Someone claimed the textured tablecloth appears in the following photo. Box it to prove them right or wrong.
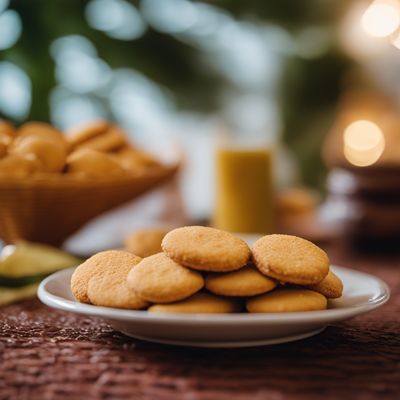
[0,243,399,400]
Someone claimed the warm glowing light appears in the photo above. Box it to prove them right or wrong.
[343,120,385,166]
[362,0,400,38]
[391,30,400,48]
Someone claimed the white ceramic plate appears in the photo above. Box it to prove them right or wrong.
[38,265,389,348]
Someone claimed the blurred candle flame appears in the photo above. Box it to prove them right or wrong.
[343,120,385,167]
[362,0,400,38]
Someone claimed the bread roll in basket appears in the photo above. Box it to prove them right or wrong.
[0,163,178,246]
[0,120,179,246]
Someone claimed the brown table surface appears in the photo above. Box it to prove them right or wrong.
[0,242,399,400]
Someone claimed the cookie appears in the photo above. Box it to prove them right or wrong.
[10,137,67,173]
[0,120,16,139]
[124,228,168,258]
[307,270,343,299]
[126,252,204,303]
[162,226,251,272]
[66,149,126,178]
[77,127,127,153]
[0,120,15,154]
[205,264,277,297]
[277,187,318,216]
[148,292,240,314]
[252,234,329,285]
[67,120,110,147]
[15,122,67,148]
[0,154,43,177]
[87,258,149,310]
[113,147,159,172]
[0,134,11,158]
[71,250,140,304]
[246,288,327,313]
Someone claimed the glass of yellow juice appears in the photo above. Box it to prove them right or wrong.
[214,135,275,234]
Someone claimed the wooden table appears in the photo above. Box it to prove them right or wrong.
[0,242,399,400]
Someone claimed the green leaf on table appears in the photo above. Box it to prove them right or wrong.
[0,241,81,278]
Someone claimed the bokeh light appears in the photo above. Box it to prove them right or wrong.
[0,0,9,14]
[204,22,279,89]
[391,30,400,48]
[0,62,31,120]
[340,1,389,59]
[50,87,106,129]
[343,120,385,166]
[50,35,97,60]
[140,0,198,33]
[85,0,146,40]
[183,3,230,37]
[50,35,111,93]
[362,0,400,38]
[109,69,173,134]
[222,94,280,138]
[0,9,22,50]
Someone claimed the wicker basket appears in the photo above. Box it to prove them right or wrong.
[0,164,178,246]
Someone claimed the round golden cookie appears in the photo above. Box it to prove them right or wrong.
[162,226,251,272]
[124,228,168,258]
[66,149,126,178]
[0,120,16,138]
[205,264,277,297]
[113,147,158,172]
[307,270,343,299]
[0,134,12,158]
[148,292,240,314]
[10,137,67,173]
[67,120,110,147]
[15,122,67,148]
[87,258,149,310]
[246,288,327,313]
[277,187,318,216]
[127,252,204,303]
[252,234,329,285]
[77,127,127,153]
[71,250,140,304]
[0,154,43,177]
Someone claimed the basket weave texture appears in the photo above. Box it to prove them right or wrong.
[0,164,177,246]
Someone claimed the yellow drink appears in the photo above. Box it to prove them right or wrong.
[214,147,274,234]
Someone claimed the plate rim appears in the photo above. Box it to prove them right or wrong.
[38,265,390,324]
[120,327,327,348]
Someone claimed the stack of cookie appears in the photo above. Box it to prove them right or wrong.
[0,119,161,179]
[71,226,343,313]
[0,119,177,246]
[0,121,68,176]
[66,120,159,178]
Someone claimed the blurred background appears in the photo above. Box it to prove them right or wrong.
[1,0,400,306]
[1,0,400,248]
